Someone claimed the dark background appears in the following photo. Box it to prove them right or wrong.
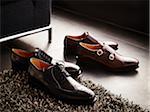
[0,0,51,38]
[53,0,149,34]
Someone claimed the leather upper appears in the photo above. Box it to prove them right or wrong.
[64,32,118,51]
[11,48,81,76]
[78,42,139,71]
[28,58,95,102]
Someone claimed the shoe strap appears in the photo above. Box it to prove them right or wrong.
[96,45,116,61]
[34,48,52,63]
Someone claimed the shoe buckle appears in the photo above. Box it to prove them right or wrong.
[97,49,103,56]
[109,54,115,61]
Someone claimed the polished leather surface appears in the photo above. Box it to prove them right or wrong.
[11,48,81,77]
[28,58,96,104]
[77,42,139,71]
[64,32,118,55]
[35,48,82,76]
[64,33,139,71]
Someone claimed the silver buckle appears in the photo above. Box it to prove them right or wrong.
[97,49,103,56]
[109,54,115,61]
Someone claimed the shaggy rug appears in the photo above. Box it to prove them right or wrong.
[0,70,149,112]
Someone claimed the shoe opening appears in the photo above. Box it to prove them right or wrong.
[79,42,102,51]
[30,58,52,71]
[12,48,34,58]
[66,32,87,41]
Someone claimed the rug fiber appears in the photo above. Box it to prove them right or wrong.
[0,70,149,112]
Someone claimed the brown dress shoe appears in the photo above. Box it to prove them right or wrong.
[76,42,139,71]
[28,58,96,104]
[11,48,81,78]
[64,32,118,55]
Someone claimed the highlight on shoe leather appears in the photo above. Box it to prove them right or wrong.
[66,32,87,41]
[66,32,99,43]
[79,42,102,51]
[12,48,34,58]
[30,58,51,71]
[28,57,96,104]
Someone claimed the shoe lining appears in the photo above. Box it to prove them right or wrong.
[79,43,102,51]
[12,49,34,58]
[67,33,87,41]
[30,58,51,70]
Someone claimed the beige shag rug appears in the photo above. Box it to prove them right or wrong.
[0,70,149,112]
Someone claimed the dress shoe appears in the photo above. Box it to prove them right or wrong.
[64,32,118,55]
[76,42,139,71]
[28,58,96,104]
[11,48,81,77]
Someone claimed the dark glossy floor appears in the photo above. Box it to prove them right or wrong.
[0,10,149,109]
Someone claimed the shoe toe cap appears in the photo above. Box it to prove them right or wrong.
[75,84,96,102]
[76,90,96,102]
[123,57,139,66]
[119,56,139,70]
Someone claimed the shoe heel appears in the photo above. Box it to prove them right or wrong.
[64,37,77,56]
[11,54,28,72]
[11,59,29,72]
[11,59,19,72]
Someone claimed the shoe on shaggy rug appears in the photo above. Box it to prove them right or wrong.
[0,70,149,112]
